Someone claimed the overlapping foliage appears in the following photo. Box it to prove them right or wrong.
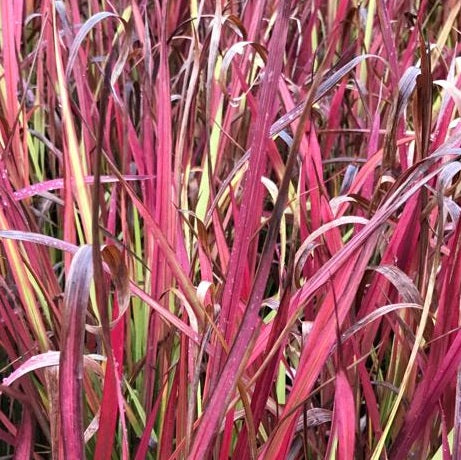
[1,1,461,458]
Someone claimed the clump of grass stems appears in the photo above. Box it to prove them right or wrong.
[1,1,461,459]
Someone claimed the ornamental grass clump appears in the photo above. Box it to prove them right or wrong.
[1,1,461,459]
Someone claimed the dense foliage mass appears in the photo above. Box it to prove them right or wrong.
[0,1,461,458]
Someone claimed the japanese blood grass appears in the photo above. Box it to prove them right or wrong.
[2,1,461,459]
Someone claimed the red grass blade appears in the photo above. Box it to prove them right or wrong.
[94,246,130,459]
[59,245,94,459]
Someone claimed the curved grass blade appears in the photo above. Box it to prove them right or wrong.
[59,245,94,459]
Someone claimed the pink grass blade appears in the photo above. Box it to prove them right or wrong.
[0,230,78,254]
[13,175,151,201]
[376,0,399,89]
[13,406,34,460]
[2,352,104,389]
[134,377,168,460]
[51,2,93,243]
[0,1,25,189]
[329,369,356,460]
[143,0,177,414]
[65,12,121,81]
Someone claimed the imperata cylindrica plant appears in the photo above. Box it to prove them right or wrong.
[1,1,461,459]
